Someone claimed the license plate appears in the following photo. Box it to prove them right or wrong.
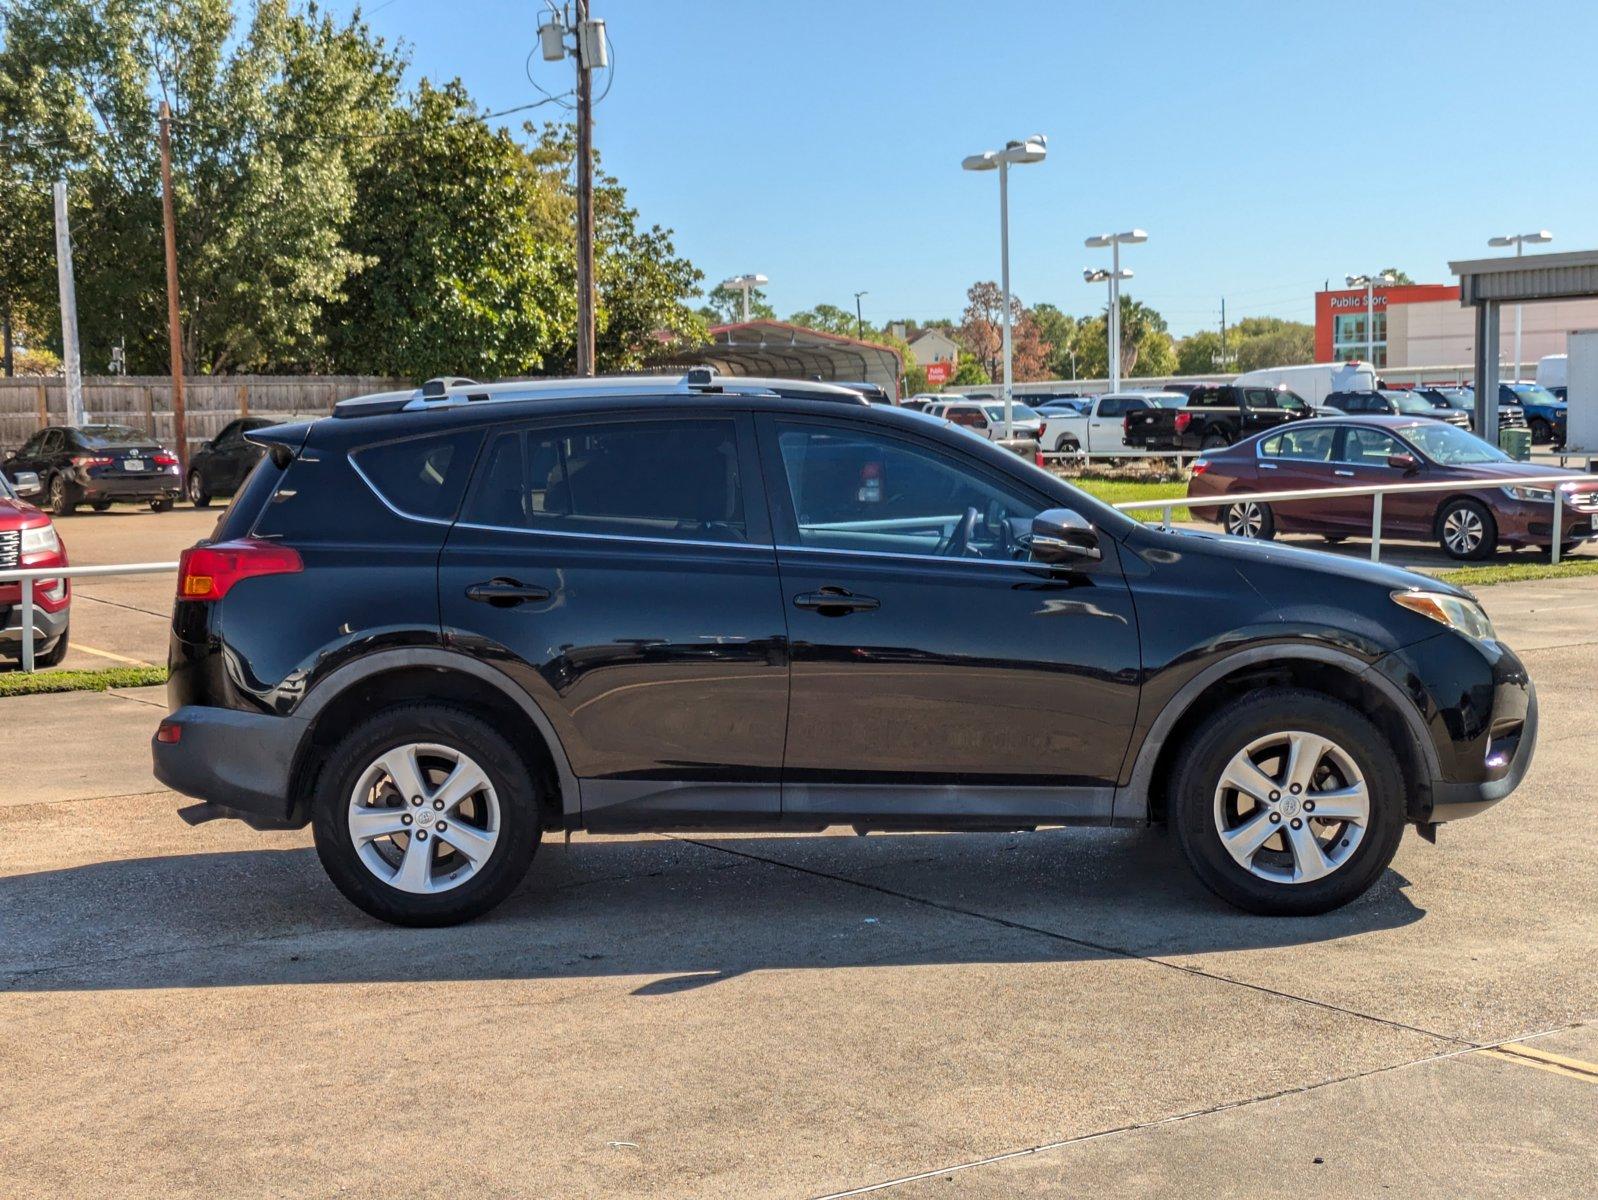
[124,458,145,471]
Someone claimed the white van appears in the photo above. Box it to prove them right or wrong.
[1233,361,1377,409]
[1536,354,1566,390]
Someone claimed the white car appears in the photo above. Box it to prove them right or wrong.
[1040,391,1187,455]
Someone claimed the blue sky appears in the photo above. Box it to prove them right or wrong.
[330,0,1597,336]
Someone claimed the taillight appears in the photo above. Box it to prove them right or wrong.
[72,454,113,467]
[1174,412,1193,433]
[155,719,182,744]
[1191,458,1209,475]
[153,452,179,467]
[177,539,302,601]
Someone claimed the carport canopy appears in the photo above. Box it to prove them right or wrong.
[1450,248,1598,431]
[695,320,903,399]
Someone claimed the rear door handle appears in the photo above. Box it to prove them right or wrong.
[465,578,551,607]
[794,587,880,615]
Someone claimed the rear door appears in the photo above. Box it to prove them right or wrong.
[1254,424,1339,530]
[439,410,790,829]
[757,413,1140,823]
[1329,425,1415,533]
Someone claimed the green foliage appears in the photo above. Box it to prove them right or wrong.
[1074,296,1176,379]
[1030,302,1081,379]
[1381,268,1415,285]
[699,283,773,324]
[0,665,168,696]
[950,352,990,387]
[788,303,860,337]
[1176,329,1227,375]
[1436,559,1598,588]
[1069,479,1190,522]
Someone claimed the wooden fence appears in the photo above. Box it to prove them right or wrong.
[0,375,409,455]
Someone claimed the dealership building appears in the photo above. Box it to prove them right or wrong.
[1314,282,1598,374]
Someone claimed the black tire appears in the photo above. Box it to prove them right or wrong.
[1054,435,1079,454]
[1169,689,1405,916]
[36,629,69,667]
[1222,499,1276,540]
[90,500,112,512]
[48,473,77,516]
[1200,433,1230,451]
[311,704,542,926]
[1436,497,1497,561]
[1528,418,1552,445]
[1321,534,1347,544]
[187,471,211,508]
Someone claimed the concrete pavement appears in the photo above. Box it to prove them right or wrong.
[1,577,1594,1198]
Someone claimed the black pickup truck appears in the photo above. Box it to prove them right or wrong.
[1123,383,1315,451]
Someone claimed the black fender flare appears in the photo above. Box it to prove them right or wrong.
[1112,644,1440,823]
[292,647,582,819]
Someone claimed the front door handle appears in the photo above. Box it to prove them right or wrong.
[1334,469,1355,477]
[465,578,551,608]
[793,587,880,616]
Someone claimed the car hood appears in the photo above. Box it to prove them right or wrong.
[0,495,46,526]
[1440,461,1598,488]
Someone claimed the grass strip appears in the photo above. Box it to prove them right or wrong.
[0,664,168,698]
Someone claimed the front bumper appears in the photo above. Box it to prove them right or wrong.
[0,599,69,650]
[152,704,309,827]
[1372,633,1537,823]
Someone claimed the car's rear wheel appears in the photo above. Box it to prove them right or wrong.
[1321,534,1347,544]
[90,500,112,512]
[1529,418,1552,445]
[311,704,542,926]
[1054,435,1079,454]
[48,474,77,516]
[1170,689,1404,915]
[1437,497,1497,561]
[187,471,211,507]
[1201,433,1229,451]
[1223,500,1275,540]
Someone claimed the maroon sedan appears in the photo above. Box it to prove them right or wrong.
[1187,416,1598,560]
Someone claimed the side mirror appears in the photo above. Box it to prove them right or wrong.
[1030,507,1101,563]
[12,470,42,498]
[1387,453,1420,473]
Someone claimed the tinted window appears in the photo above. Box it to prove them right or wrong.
[1261,426,1336,460]
[1190,390,1224,408]
[352,429,482,521]
[1340,428,1404,465]
[772,421,1042,561]
[461,418,746,543]
[78,424,145,447]
[1097,397,1125,417]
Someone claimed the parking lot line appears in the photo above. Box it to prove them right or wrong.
[72,642,153,667]
[1480,1046,1598,1083]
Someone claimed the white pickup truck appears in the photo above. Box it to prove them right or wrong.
[1036,391,1188,455]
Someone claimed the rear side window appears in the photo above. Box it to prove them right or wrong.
[461,418,747,543]
[352,430,482,521]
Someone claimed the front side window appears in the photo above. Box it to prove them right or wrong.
[772,421,1043,561]
[461,418,747,543]
[1340,428,1404,466]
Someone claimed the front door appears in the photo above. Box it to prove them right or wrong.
[756,414,1141,825]
[439,411,790,829]
[1331,425,1422,535]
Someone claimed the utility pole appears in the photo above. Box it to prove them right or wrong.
[158,101,188,471]
[52,180,84,426]
[1219,297,1227,369]
[573,0,596,377]
[853,290,868,341]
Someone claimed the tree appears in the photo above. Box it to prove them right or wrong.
[1030,302,1081,379]
[699,283,773,324]
[0,0,405,373]
[1176,329,1226,375]
[329,81,566,380]
[1381,268,1415,285]
[950,352,990,387]
[1074,296,1175,379]
[788,303,859,337]
[957,281,1053,382]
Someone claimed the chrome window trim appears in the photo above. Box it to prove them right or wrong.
[775,542,1053,570]
[346,453,457,528]
[450,518,772,553]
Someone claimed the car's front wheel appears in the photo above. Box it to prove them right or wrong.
[311,704,543,926]
[1437,497,1496,561]
[48,474,77,516]
[1529,417,1552,445]
[1223,500,1275,540]
[1170,689,1404,915]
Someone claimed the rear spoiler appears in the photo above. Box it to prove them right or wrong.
[244,420,312,468]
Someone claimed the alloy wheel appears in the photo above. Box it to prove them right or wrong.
[1212,730,1369,883]
[347,742,501,894]
[1442,507,1484,556]
[1226,502,1266,538]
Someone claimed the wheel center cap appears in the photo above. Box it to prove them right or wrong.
[1279,795,1301,818]
[415,808,434,827]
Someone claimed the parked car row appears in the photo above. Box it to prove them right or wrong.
[1187,416,1598,560]
[1124,383,1317,451]
[0,419,271,515]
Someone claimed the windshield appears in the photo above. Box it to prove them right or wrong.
[1389,392,1440,415]
[1511,384,1562,406]
[1403,422,1509,465]
[1276,390,1308,411]
[78,424,146,447]
[982,403,1040,422]
[0,472,14,501]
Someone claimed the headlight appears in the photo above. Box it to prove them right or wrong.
[1392,590,1495,642]
[20,524,60,554]
[1502,484,1554,502]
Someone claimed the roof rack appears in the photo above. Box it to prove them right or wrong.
[330,368,871,419]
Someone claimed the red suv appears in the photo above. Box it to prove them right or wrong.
[0,470,70,665]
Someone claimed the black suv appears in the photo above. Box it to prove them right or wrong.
[154,372,1537,926]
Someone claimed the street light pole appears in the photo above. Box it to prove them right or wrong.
[719,273,768,323]
[853,290,868,341]
[1086,231,1147,392]
[963,135,1046,438]
[1489,231,1552,381]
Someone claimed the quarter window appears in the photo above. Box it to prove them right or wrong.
[771,422,1042,560]
[1260,427,1336,461]
[352,429,482,521]
[461,418,747,543]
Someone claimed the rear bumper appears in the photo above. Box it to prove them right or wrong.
[152,704,309,827]
[79,474,181,501]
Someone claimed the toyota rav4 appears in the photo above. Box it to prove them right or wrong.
[154,371,1537,926]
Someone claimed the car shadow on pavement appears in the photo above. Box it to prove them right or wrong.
[0,827,1424,993]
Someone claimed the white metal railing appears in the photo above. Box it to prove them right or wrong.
[2,561,178,672]
[1113,473,1590,564]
